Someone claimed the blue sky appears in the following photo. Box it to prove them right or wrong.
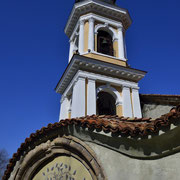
[0,0,180,157]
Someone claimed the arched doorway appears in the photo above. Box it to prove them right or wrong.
[97,91,116,115]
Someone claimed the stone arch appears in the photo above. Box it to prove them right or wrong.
[13,136,105,180]
[96,85,122,106]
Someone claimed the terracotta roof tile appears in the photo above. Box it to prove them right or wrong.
[3,105,180,180]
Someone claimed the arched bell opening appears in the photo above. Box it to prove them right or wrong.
[97,91,116,115]
[97,30,114,56]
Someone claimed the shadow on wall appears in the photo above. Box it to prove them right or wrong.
[66,118,180,160]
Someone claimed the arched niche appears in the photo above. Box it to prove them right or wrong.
[13,136,105,180]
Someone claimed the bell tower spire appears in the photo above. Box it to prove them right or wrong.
[56,0,146,120]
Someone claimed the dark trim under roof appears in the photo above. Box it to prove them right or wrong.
[140,94,180,106]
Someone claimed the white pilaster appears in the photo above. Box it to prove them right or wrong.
[78,20,85,54]
[59,96,69,121]
[69,40,74,62]
[71,77,86,118]
[88,18,95,52]
[118,26,125,60]
[131,88,142,118]
[87,78,96,115]
[122,86,133,117]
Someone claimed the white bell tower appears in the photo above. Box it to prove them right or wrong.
[56,0,146,120]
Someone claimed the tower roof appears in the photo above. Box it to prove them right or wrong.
[75,0,116,5]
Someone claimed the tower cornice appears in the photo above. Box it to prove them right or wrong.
[55,55,146,94]
[65,0,132,38]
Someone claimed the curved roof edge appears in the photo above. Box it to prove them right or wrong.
[3,105,180,180]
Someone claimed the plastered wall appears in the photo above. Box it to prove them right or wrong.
[87,142,180,180]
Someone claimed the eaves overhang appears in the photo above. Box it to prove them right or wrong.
[65,0,132,38]
[55,55,147,94]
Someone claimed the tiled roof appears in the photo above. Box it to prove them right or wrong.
[3,105,180,180]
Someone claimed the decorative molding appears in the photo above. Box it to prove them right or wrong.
[77,76,86,81]
[80,13,123,28]
[60,69,138,99]
[79,19,85,25]
[86,51,123,60]
[88,77,96,82]
[11,136,105,180]
[65,0,131,38]
[117,26,124,32]
[122,85,131,89]
[70,13,123,42]
[131,87,140,91]
[89,17,95,23]
[55,55,146,95]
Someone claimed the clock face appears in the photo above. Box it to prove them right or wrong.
[33,156,93,180]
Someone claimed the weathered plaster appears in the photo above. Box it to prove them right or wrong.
[7,120,180,180]
[65,122,180,159]
[142,104,173,118]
